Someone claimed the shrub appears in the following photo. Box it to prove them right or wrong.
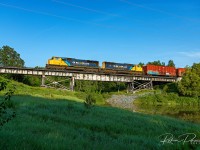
[84,93,96,109]
[0,80,16,126]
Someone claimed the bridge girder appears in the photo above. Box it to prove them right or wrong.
[0,67,177,91]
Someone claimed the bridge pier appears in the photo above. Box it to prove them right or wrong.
[70,77,75,91]
[150,80,153,90]
[176,77,182,82]
[127,82,134,93]
[41,74,46,87]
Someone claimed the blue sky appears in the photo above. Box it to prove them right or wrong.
[0,0,199,68]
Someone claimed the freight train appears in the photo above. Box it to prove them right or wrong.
[46,56,185,77]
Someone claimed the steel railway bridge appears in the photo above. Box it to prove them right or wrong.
[0,67,181,92]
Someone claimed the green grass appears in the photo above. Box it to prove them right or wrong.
[1,95,200,149]
[134,91,199,106]
[1,79,200,149]
[2,79,112,105]
[3,80,82,101]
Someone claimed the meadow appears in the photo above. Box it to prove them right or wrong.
[1,81,200,149]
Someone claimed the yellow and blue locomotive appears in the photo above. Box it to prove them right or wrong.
[46,56,143,74]
[46,56,99,72]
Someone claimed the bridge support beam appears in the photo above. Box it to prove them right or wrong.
[41,74,46,87]
[70,77,75,91]
[150,80,153,90]
[127,80,153,93]
[127,82,134,93]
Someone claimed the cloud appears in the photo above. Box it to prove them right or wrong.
[178,51,200,58]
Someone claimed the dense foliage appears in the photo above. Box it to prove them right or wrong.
[167,60,175,67]
[0,77,15,126]
[178,63,200,97]
[75,80,126,93]
[0,45,26,83]
[147,60,176,67]
[147,60,165,66]
[0,46,24,67]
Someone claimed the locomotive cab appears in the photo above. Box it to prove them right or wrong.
[47,57,67,66]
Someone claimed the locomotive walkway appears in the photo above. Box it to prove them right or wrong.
[0,67,180,91]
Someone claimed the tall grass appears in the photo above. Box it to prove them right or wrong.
[134,91,199,106]
[1,96,200,149]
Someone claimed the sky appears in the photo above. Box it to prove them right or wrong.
[0,0,200,68]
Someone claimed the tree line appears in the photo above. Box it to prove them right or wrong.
[138,60,175,67]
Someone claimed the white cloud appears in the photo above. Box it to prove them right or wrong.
[178,51,200,58]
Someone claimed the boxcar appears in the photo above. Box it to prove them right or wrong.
[165,66,176,76]
[143,64,176,76]
[176,68,186,77]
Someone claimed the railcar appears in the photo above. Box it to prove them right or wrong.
[143,64,176,76]
[176,68,186,77]
[46,56,99,72]
[102,61,143,75]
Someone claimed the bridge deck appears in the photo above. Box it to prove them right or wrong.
[0,67,176,82]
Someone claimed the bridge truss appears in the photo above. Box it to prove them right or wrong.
[127,80,153,93]
[0,67,179,91]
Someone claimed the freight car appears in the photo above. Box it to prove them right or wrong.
[46,56,99,72]
[102,62,143,75]
[142,64,186,77]
[176,68,186,77]
[143,64,176,76]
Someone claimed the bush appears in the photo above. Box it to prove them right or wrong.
[0,79,16,126]
[84,93,96,108]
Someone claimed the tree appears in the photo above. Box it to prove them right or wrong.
[0,46,25,82]
[178,63,200,97]
[167,60,175,67]
[147,60,165,66]
[138,62,145,67]
[0,77,16,126]
[0,45,25,67]
[191,63,200,75]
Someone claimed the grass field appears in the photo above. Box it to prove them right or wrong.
[1,95,200,149]
[4,80,83,102]
[1,80,200,149]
